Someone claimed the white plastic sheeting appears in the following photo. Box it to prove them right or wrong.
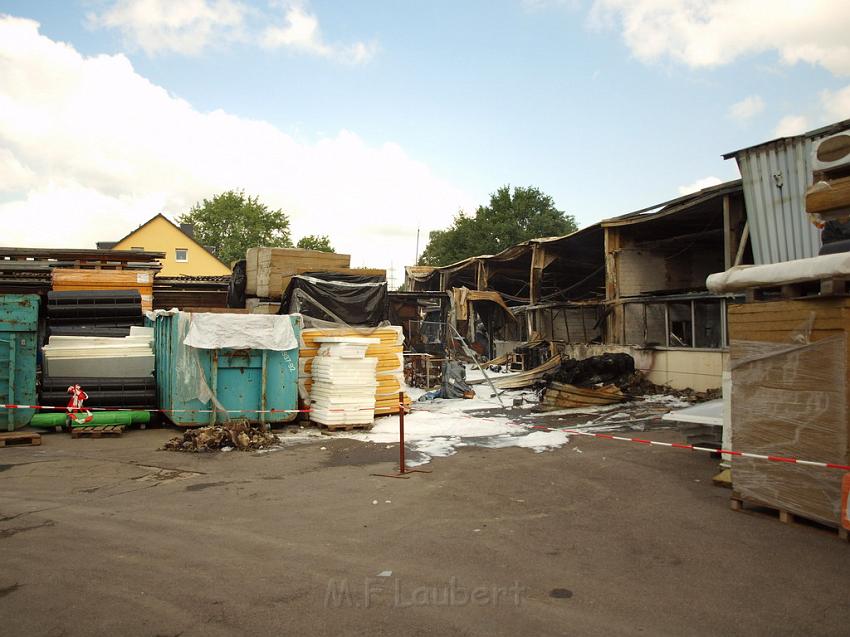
[706,252,850,293]
[183,313,297,351]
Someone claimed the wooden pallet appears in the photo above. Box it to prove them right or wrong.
[0,432,42,447]
[315,422,374,433]
[745,277,850,303]
[71,425,125,439]
[730,492,849,542]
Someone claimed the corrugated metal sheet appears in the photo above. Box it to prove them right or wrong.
[733,137,820,264]
[726,120,850,265]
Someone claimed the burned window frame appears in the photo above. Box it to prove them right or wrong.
[621,296,730,350]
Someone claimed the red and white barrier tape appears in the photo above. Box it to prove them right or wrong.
[528,425,850,472]
[5,399,849,472]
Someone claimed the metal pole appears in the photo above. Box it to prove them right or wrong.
[447,322,505,408]
[398,391,406,474]
[372,391,430,478]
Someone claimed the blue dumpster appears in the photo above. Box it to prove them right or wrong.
[0,294,39,431]
[150,312,300,427]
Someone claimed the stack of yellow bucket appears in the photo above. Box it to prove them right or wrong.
[298,326,411,416]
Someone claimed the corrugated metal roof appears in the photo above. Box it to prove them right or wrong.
[723,118,850,264]
[722,118,850,159]
[601,180,742,227]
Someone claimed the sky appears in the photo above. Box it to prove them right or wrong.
[2,1,850,286]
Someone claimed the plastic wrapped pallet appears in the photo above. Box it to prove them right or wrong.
[729,298,850,526]
[52,269,154,312]
[298,326,409,415]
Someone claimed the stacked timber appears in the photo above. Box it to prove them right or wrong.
[298,326,410,416]
[0,246,162,295]
[153,275,230,310]
[728,297,850,528]
[52,269,154,312]
[246,247,350,299]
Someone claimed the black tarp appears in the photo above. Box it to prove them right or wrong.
[227,259,247,308]
[280,271,388,325]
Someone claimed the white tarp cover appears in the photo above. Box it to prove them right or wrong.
[183,313,297,351]
[706,252,850,293]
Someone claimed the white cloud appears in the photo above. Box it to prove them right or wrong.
[677,176,722,196]
[88,0,378,63]
[260,3,378,64]
[87,0,248,56]
[728,95,765,122]
[820,85,850,123]
[774,114,809,137]
[589,0,850,76]
[0,148,36,192]
[0,16,469,277]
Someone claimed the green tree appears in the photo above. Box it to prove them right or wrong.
[296,234,335,252]
[178,190,292,265]
[419,185,577,266]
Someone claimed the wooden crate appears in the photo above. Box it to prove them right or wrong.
[728,298,850,527]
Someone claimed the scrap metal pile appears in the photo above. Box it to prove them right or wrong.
[163,421,278,452]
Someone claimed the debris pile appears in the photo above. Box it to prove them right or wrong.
[620,373,721,402]
[538,353,720,409]
[547,353,635,387]
[162,420,278,452]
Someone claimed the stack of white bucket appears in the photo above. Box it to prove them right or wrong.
[309,337,380,427]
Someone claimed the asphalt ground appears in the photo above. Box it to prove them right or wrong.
[1,422,849,636]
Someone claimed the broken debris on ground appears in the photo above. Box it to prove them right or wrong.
[163,420,278,452]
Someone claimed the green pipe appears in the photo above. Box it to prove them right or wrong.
[30,413,67,427]
[30,411,152,428]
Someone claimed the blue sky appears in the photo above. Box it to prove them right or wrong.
[1,1,848,280]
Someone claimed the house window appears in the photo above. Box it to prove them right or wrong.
[175,248,188,262]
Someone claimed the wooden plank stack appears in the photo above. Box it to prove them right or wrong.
[52,269,155,312]
[728,297,850,528]
[246,247,351,299]
[298,326,410,416]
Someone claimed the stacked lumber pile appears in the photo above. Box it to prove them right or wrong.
[153,275,230,310]
[0,246,162,295]
[246,247,350,299]
[52,269,154,312]
[298,326,410,416]
[728,297,850,528]
[244,247,386,311]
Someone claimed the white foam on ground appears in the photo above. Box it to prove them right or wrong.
[332,400,569,466]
